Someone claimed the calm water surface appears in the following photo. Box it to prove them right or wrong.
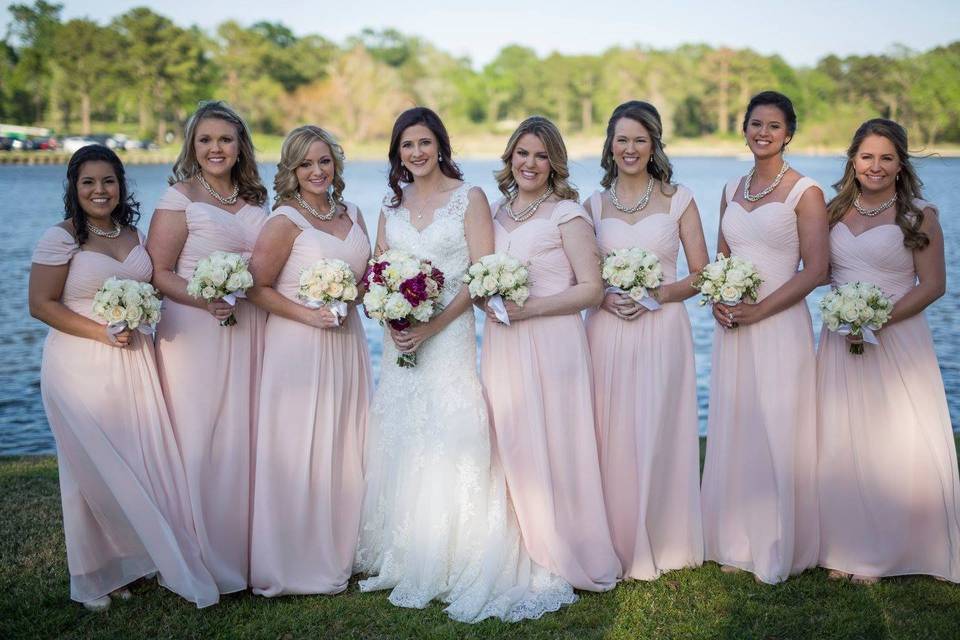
[2,156,957,454]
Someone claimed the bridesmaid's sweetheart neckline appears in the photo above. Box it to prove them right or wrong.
[493,216,554,235]
[298,220,357,243]
[726,199,796,215]
[598,212,672,227]
[836,221,900,239]
[78,243,145,264]
[186,200,262,218]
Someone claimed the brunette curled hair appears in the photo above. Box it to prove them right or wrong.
[386,107,462,207]
[743,91,797,150]
[63,145,140,245]
[600,100,675,194]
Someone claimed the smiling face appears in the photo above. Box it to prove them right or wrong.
[744,104,792,159]
[854,133,900,197]
[399,124,439,180]
[295,139,334,198]
[76,160,120,222]
[194,117,240,179]
[612,117,652,178]
[511,133,551,195]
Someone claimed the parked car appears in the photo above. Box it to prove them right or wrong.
[62,137,99,153]
[0,136,13,151]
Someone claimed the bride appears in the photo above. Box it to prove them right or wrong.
[354,107,576,622]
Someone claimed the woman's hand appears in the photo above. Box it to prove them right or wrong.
[206,299,236,323]
[102,326,133,348]
[713,300,761,329]
[305,307,341,329]
[483,298,530,324]
[600,292,647,321]
[390,322,439,353]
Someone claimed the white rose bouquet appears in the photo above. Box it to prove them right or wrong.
[186,250,253,326]
[601,247,664,311]
[298,258,359,325]
[362,249,445,368]
[92,277,162,341]
[692,253,762,307]
[819,281,893,354]
[462,253,530,325]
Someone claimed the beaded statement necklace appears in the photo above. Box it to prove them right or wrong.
[507,187,554,222]
[610,176,654,214]
[196,172,239,205]
[853,192,897,217]
[87,221,121,238]
[296,190,336,221]
[743,160,790,202]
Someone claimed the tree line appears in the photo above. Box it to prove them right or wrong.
[3,1,959,147]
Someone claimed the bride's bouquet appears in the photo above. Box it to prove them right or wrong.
[463,253,529,325]
[601,247,664,311]
[298,258,359,325]
[363,249,445,368]
[819,281,892,354]
[92,277,162,341]
[186,251,253,326]
[692,253,762,307]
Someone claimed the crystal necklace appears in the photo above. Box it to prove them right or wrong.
[854,192,897,217]
[743,160,790,202]
[196,172,239,205]
[296,190,336,221]
[87,221,121,238]
[508,187,554,222]
[610,176,654,214]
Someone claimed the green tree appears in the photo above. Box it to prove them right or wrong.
[51,19,114,134]
[4,0,62,123]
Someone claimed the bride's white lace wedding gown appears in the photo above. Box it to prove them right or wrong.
[354,183,576,623]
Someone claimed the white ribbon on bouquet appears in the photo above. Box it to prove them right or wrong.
[303,298,348,325]
[605,286,661,311]
[836,323,879,345]
[107,321,156,343]
[487,294,511,325]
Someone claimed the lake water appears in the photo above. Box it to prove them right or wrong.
[2,156,957,454]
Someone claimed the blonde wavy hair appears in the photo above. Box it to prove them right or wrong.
[273,125,346,211]
[169,100,267,206]
[495,116,578,202]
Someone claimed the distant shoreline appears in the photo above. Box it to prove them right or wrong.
[3,136,958,166]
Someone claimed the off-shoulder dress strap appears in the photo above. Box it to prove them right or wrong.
[670,184,695,220]
[552,199,594,227]
[32,225,79,266]
[155,185,192,211]
[587,190,603,229]
[784,176,821,209]
[270,205,313,230]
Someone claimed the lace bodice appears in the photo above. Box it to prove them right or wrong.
[382,183,472,306]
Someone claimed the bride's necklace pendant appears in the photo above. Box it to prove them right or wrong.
[508,187,554,222]
[853,192,897,217]
[87,221,122,238]
[610,176,654,214]
[743,160,789,202]
[196,172,239,205]
[296,190,336,221]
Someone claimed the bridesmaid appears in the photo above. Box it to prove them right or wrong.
[146,101,269,593]
[481,116,621,591]
[248,126,372,596]
[701,91,828,583]
[28,146,219,610]
[584,101,708,579]
[818,119,959,584]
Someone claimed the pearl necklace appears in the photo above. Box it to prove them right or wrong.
[854,192,897,217]
[507,187,554,222]
[87,221,121,238]
[296,190,336,221]
[743,160,790,202]
[610,176,654,214]
[196,172,239,205]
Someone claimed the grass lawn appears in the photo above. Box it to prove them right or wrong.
[2,439,960,639]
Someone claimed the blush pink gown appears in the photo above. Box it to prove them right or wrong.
[250,203,372,596]
[817,200,960,582]
[34,226,219,607]
[153,187,267,593]
[481,199,621,592]
[700,177,820,584]
[585,186,704,580]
